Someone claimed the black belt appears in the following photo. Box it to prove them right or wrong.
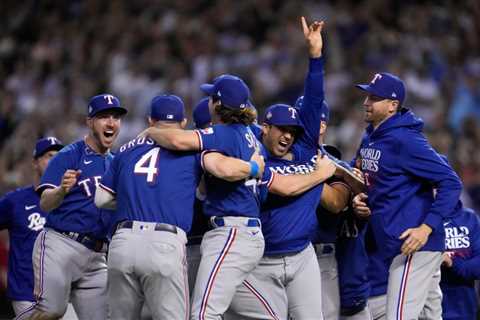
[117,220,177,234]
[58,230,107,253]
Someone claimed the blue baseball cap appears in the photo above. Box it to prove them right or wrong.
[193,97,211,129]
[88,94,127,117]
[263,104,305,131]
[150,94,185,122]
[200,74,251,109]
[33,137,64,159]
[294,96,329,123]
[355,73,406,105]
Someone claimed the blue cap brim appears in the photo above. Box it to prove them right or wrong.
[200,84,215,95]
[355,84,389,100]
[91,107,128,117]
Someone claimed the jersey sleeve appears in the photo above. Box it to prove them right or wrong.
[194,125,231,153]
[298,57,326,148]
[99,155,119,195]
[451,213,480,280]
[37,149,76,195]
[0,194,13,229]
[400,134,463,231]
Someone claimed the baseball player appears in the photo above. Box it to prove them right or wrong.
[27,94,127,320]
[351,73,463,319]
[94,94,266,320]
[141,73,336,319]
[225,17,355,320]
[441,201,480,320]
[0,137,63,318]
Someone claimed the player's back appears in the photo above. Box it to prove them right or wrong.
[110,137,201,233]
[199,124,264,218]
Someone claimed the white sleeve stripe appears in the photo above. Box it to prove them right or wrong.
[36,183,58,192]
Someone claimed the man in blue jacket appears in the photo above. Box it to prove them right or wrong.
[351,73,463,319]
[441,201,480,320]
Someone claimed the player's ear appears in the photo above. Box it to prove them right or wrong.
[86,117,93,129]
[390,100,400,113]
[148,117,155,127]
[261,123,270,136]
[180,118,188,129]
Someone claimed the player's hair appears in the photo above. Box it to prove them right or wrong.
[213,99,256,125]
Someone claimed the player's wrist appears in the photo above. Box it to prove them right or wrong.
[249,160,259,178]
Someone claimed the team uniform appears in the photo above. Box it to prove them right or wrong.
[190,123,268,320]
[0,187,46,316]
[335,210,371,320]
[353,105,462,319]
[99,135,202,319]
[29,140,113,319]
[227,56,328,320]
[441,203,480,320]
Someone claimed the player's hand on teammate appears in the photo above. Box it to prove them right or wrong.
[60,170,81,195]
[314,150,336,178]
[250,148,265,178]
[442,252,453,268]
[399,223,432,256]
[301,16,324,58]
[352,193,371,218]
[352,168,365,183]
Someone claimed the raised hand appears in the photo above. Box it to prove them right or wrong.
[301,16,325,58]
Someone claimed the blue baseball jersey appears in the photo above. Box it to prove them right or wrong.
[99,137,202,233]
[335,210,371,311]
[353,108,462,257]
[441,204,480,320]
[0,186,46,302]
[260,57,328,255]
[195,124,268,218]
[37,140,114,239]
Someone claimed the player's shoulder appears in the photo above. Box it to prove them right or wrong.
[118,137,156,154]
[3,186,34,201]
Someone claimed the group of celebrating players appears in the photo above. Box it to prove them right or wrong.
[1,16,479,320]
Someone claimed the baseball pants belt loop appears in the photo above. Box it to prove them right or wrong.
[57,229,107,253]
[210,216,261,228]
[117,220,178,234]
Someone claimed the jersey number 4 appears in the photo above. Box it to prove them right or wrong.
[134,147,160,183]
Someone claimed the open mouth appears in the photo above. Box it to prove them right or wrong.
[279,141,288,148]
[104,130,115,138]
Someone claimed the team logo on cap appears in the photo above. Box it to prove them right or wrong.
[266,112,272,119]
[104,94,115,104]
[392,92,397,97]
[371,73,382,84]
[166,114,173,119]
[217,91,222,97]
[88,106,93,114]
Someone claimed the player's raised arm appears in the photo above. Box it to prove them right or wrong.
[39,169,81,212]
[296,16,327,148]
[140,127,200,151]
[269,151,335,197]
[202,149,265,182]
[301,16,324,59]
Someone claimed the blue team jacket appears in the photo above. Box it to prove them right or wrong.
[441,203,480,320]
[354,108,462,257]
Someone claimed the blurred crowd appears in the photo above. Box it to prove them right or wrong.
[0,0,479,304]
